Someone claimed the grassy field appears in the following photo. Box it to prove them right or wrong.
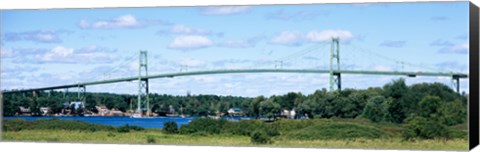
[2,118,468,150]
[2,129,468,150]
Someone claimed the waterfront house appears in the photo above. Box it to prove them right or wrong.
[18,106,31,116]
[96,105,110,116]
[109,109,124,116]
[70,101,84,109]
[280,109,296,119]
[40,107,50,116]
[227,108,244,116]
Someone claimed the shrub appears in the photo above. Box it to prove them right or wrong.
[146,135,156,143]
[402,116,450,140]
[163,121,178,134]
[2,119,114,132]
[250,130,271,144]
[128,125,145,131]
[179,118,228,135]
[107,132,116,137]
[191,131,209,137]
[116,124,144,133]
[287,122,387,140]
[117,125,130,133]
[362,96,387,122]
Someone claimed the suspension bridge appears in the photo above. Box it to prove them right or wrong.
[1,38,469,116]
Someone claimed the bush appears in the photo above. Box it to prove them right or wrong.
[117,125,130,133]
[163,121,178,134]
[362,96,387,122]
[146,135,156,143]
[402,116,450,140]
[250,130,271,144]
[107,132,116,137]
[287,122,388,140]
[2,119,114,132]
[179,118,228,135]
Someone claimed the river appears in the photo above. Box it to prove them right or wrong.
[3,116,252,128]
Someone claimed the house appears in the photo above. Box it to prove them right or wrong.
[18,106,31,116]
[227,108,244,116]
[70,101,84,110]
[40,107,50,116]
[95,106,124,116]
[96,106,110,116]
[109,109,124,116]
[280,109,296,119]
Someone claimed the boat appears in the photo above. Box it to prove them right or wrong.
[131,113,143,118]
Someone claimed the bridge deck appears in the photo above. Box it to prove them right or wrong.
[2,69,468,93]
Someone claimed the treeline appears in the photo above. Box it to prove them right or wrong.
[3,78,467,126]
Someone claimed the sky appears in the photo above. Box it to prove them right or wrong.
[0,2,470,97]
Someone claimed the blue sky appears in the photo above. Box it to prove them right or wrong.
[0,2,470,97]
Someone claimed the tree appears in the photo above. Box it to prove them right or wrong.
[250,96,265,118]
[440,99,467,126]
[402,116,450,140]
[417,96,442,118]
[362,96,387,122]
[383,78,414,123]
[259,99,281,119]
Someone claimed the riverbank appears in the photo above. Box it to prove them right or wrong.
[2,129,467,150]
[1,118,468,150]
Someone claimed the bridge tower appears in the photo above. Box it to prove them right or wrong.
[330,38,341,92]
[137,50,150,116]
[77,85,86,102]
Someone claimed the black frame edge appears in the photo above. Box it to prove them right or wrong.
[469,1,480,151]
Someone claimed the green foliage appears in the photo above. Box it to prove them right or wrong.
[362,96,387,122]
[116,124,144,133]
[163,121,178,134]
[2,118,115,132]
[107,132,116,137]
[250,130,272,144]
[179,118,228,135]
[440,100,467,126]
[146,135,156,143]
[287,122,388,140]
[402,116,450,140]
[418,96,442,118]
[259,99,281,119]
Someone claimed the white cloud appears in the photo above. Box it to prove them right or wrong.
[220,40,252,48]
[168,35,214,50]
[157,24,222,37]
[83,15,138,29]
[1,48,15,58]
[305,30,354,42]
[177,58,207,67]
[171,25,210,35]
[201,6,251,15]
[270,31,305,46]
[5,30,62,43]
[269,30,354,46]
[36,46,117,64]
[79,14,166,29]
[439,42,468,54]
[41,46,74,61]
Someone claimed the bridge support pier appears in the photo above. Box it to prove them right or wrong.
[452,76,460,93]
[63,88,68,98]
[333,73,341,91]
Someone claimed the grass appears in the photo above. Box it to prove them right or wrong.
[286,122,389,140]
[2,129,467,150]
[1,118,468,150]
